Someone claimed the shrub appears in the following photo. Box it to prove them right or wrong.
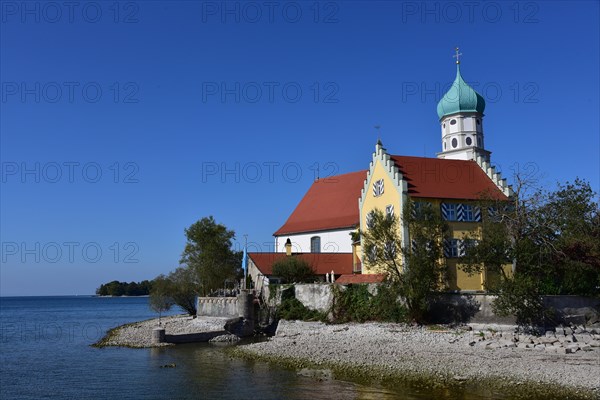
[272,257,316,284]
[276,285,326,321]
[331,283,407,323]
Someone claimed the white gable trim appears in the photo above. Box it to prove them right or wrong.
[474,155,514,197]
[358,142,410,265]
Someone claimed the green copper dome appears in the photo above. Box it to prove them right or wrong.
[436,64,485,120]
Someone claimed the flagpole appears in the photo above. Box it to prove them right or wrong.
[243,234,248,290]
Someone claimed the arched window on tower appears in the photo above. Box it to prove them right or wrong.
[311,236,321,253]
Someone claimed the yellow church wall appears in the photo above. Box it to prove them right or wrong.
[359,159,402,275]
[358,178,512,292]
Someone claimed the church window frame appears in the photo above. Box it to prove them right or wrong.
[463,204,474,221]
[366,211,375,230]
[372,179,384,197]
[310,236,321,253]
[443,203,457,221]
[451,138,458,148]
[385,204,394,220]
[445,239,460,258]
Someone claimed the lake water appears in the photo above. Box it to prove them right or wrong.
[0,296,508,399]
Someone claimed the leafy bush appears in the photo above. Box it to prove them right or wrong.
[272,257,316,284]
[276,286,326,321]
[331,283,407,323]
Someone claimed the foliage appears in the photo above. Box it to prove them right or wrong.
[331,283,407,323]
[461,176,599,327]
[149,275,174,325]
[489,276,548,329]
[271,256,316,284]
[359,203,448,323]
[180,216,242,296]
[165,266,198,315]
[276,286,326,321]
[96,280,153,296]
[401,201,449,322]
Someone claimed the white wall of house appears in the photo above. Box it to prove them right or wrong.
[274,228,354,253]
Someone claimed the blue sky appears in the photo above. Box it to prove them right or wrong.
[1,1,598,296]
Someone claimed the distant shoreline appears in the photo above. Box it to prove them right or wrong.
[0,295,149,298]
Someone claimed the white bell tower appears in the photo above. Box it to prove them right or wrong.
[436,49,490,162]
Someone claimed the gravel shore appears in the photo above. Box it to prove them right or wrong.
[234,320,600,397]
[93,315,230,348]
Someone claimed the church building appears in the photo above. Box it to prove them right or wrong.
[249,53,513,292]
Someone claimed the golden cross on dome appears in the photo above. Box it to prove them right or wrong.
[453,47,462,64]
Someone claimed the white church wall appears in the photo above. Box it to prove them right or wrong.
[274,228,354,253]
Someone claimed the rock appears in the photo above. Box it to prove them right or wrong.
[545,330,555,337]
[565,334,576,343]
[564,327,574,335]
[588,340,600,347]
[160,363,176,368]
[564,315,587,326]
[566,344,580,352]
[541,336,558,344]
[224,317,254,338]
[575,334,593,344]
[579,345,593,351]
[209,334,240,343]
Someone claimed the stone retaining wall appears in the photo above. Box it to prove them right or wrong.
[283,284,600,326]
[197,297,238,317]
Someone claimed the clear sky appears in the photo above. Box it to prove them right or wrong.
[1,1,599,296]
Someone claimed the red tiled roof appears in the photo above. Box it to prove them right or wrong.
[335,274,386,284]
[273,170,368,236]
[390,156,508,201]
[248,253,353,276]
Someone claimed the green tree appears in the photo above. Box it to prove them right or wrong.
[360,203,448,323]
[272,257,315,283]
[166,266,199,315]
[180,216,242,296]
[461,176,599,328]
[149,275,174,325]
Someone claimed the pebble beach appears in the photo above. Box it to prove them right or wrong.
[94,315,600,398]
[93,315,230,347]
[233,320,600,398]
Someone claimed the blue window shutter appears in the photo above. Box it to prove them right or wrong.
[441,203,448,220]
[457,203,464,222]
[443,239,450,257]
[474,206,481,222]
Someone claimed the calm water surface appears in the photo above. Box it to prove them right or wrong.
[0,296,508,399]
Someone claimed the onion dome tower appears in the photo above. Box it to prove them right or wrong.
[436,48,490,162]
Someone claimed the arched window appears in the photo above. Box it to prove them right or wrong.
[311,236,321,253]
